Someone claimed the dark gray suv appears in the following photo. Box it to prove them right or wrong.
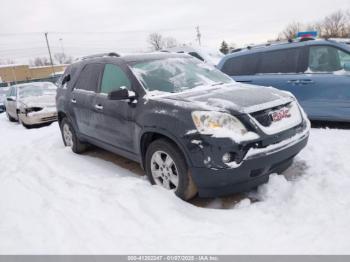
[56,52,310,200]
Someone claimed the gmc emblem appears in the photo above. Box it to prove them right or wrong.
[270,108,291,122]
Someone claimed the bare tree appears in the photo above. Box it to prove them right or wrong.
[319,10,350,38]
[163,37,178,48]
[30,57,51,66]
[54,53,73,64]
[0,59,16,65]
[148,33,164,51]
[278,22,304,40]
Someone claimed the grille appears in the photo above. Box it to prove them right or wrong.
[250,102,291,127]
[41,115,57,122]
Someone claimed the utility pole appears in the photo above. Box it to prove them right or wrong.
[44,32,55,75]
[196,26,202,46]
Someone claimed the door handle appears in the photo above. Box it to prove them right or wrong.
[287,80,300,84]
[71,98,77,104]
[94,104,103,110]
[287,79,314,85]
[299,79,314,84]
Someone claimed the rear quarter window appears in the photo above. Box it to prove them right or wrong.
[74,63,104,92]
[221,54,260,76]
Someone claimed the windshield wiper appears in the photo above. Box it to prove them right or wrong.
[211,82,225,86]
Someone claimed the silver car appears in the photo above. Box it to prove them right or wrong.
[0,87,9,113]
[5,82,57,128]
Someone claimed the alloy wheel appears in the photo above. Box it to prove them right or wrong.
[150,150,179,190]
[63,123,73,147]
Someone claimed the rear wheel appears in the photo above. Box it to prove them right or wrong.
[145,139,197,200]
[60,117,88,154]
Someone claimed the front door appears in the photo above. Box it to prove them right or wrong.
[295,45,350,121]
[93,63,136,153]
[6,86,18,119]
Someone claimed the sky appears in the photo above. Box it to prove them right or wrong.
[0,0,349,63]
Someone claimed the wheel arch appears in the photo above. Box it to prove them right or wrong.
[139,129,192,170]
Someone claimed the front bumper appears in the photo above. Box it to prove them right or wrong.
[19,111,57,126]
[186,122,310,198]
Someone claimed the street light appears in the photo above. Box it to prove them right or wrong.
[59,38,65,55]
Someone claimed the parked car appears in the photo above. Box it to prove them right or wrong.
[0,87,9,113]
[218,38,350,122]
[56,52,310,200]
[162,46,224,66]
[5,82,58,128]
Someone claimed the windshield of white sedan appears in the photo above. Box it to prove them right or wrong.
[130,58,232,93]
[19,83,57,98]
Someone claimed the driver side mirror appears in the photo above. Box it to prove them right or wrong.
[108,89,136,101]
[344,62,350,72]
[6,97,15,102]
[61,74,71,85]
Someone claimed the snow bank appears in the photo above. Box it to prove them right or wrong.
[0,114,350,254]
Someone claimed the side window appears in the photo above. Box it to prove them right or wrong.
[10,87,16,97]
[308,46,342,72]
[221,54,259,76]
[338,49,350,68]
[74,63,103,92]
[100,64,131,94]
[188,52,205,62]
[258,48,300,74]
[6,87,12,97]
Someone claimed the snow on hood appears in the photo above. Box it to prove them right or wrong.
[20,94,56,108]
[149,83,294,114]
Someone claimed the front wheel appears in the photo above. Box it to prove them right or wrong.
[6,111,16,122]
[145,139,197,200]
[60,117,88,154]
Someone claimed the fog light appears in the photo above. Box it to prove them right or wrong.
[222,153,232,163]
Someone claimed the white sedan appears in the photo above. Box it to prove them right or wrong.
[5,82,57,128]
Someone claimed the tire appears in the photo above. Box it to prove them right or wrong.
[145,138,197,200]
[6,111,16,122]
[18,116,30,129]
[21,122,31,129]
[60,117,88,154]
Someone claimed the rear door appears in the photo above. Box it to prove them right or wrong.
[93,63,137,153]
[71,63,104,137]
[240,47,309,93]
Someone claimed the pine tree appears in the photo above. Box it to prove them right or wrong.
[220,41,229,54]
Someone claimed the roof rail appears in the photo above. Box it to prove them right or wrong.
[233,37,316,53]
[244,40,291,51]
[80,52,120,61]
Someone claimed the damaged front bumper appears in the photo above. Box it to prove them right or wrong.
[185,120,310,198]
[19,110,58,126]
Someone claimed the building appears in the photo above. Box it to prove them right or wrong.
[0,64,67,84]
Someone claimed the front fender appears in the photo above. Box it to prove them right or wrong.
[137,112,196,168]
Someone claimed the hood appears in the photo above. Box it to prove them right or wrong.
[20,94,56,108]
[154,83,294,114]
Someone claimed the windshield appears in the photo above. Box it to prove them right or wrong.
[18,83,57,99]
[130,57,233,93]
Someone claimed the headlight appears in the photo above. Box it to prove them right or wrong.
[25,107,43,114]
[191,111,248,135]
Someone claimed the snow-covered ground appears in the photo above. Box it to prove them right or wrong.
[0,113,350,254]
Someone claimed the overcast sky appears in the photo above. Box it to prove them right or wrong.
[0,0,349,63]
